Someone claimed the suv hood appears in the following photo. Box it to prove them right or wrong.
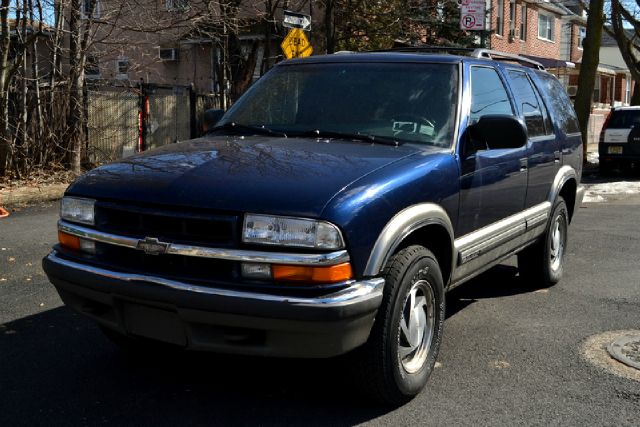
[67,136,424,217]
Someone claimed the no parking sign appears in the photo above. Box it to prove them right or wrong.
[460,0,486,31]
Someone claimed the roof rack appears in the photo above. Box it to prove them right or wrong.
[366,46,546,70]
[470,49,545,70]
[372,46,476,55]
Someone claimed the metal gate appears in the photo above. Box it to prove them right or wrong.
[87,83,199,164]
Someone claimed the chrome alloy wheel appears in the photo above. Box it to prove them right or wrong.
[398,279,435,374]
[549,213,566,273]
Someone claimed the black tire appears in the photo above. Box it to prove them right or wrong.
[599,162,614,176]
[356,245,445,405]
[518,197,569,287]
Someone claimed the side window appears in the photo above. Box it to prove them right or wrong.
[536,72,580,134]
[507,70,550,137]
[470,67,513,123]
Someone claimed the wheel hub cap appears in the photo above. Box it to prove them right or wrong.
[550,215,565,272]
[398,280,435,374]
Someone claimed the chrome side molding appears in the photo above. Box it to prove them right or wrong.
[58,221,350,266]
[454,201,551,265]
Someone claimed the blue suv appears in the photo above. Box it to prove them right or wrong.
[44,49,584,404]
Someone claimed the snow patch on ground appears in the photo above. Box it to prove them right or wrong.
[583,181,640,203]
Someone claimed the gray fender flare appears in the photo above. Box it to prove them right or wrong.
[363,203,455,277]
[548,165,577,205]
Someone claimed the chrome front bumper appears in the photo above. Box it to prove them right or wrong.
[43,251,384,357]
[44,251,384,308]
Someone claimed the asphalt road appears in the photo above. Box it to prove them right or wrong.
[1,194,639,426]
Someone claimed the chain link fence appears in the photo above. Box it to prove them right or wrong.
[87,84,220,164]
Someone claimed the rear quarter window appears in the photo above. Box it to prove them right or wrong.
[534,72,580,135]
[607,110,640,129]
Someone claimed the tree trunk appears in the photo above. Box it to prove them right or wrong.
[573,0,605,165]
[325,0,335,53]
[631,81,640,106]
[68,0,84,174]
[0,0,11,175]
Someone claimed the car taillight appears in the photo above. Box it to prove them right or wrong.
[600,110,613,143]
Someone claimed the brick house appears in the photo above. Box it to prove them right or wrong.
[77,0,315,97]
[489,0,568,60]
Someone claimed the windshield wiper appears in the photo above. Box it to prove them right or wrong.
[210,122,287,138]
[292,129,401,146]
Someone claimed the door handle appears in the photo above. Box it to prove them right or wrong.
[519,158,528,172]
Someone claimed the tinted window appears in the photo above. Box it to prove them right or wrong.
[607,110,640,129]
[536,72,580,134]
[223,63,459,147]
[507,70,548,137]
[470,67,513,122]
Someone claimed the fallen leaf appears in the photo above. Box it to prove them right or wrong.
[8,257,15,262]
[25,262,32,266]
[434,361,443,368]
[493,360,511,369]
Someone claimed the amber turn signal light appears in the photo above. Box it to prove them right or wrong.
[272,262,353,283]
[58,230,81,251]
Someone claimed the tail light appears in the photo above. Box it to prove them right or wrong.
[600,110,613,143]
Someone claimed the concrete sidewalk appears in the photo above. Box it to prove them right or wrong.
[0,183,68,209]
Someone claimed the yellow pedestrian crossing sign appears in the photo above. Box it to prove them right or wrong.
[281,28,313,59]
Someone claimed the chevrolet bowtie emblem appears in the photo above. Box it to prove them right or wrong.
[136,237,169,255]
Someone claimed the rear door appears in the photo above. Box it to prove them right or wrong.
[505,68,559,207]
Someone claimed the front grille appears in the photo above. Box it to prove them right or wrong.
[95,243,237,283]
[94,202,238,247]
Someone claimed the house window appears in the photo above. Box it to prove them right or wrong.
[509,0,516,35]
[626,76,631,104]
[116,58,129,80]
[85,54,100,79]
[578,27,586,49]
[81,0,101,18]
[166,0,189,11]
[520,4,527,40]
[593,75,601,103]
[538,13,554,41]
[496,0,504,36]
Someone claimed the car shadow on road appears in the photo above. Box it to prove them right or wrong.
[1,264,546,426]
[0,305,388,426]
[446,264,547,319]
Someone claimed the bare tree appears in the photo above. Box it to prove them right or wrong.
[573,0,605,164]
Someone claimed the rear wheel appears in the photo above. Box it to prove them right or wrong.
[518,197,568,287]
[356,245,445,405]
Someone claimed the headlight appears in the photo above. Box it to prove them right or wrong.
[243,214,345,249]
[60,197,95,225]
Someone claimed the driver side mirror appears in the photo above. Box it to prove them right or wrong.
[203,109,225,132]
[466,115,527,154]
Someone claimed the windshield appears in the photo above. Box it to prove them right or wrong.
[220,62,459,147]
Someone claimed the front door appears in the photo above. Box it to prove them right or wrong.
[457,65,528,236]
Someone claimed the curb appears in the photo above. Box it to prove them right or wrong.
[0,183,68,209]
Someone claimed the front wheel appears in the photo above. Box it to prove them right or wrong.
[518,196,569,287]
[357,245,445,405]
